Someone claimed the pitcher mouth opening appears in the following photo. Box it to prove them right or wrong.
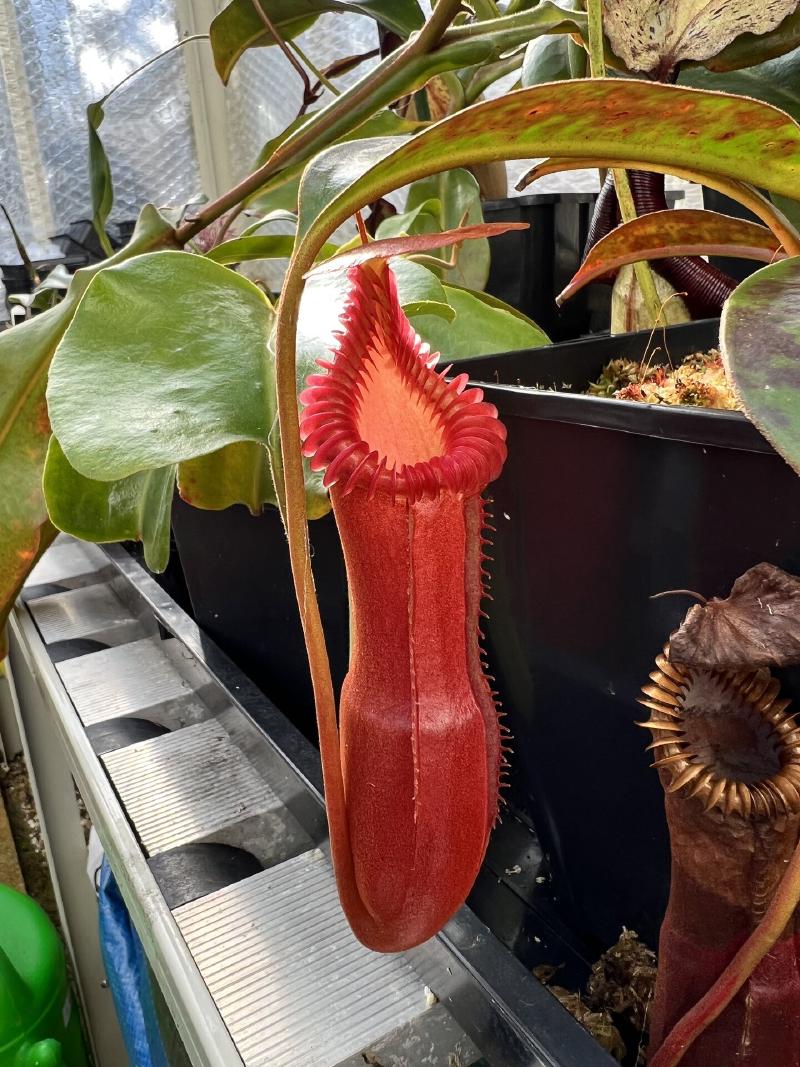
[299,261,506,503]
[638,644,800,819]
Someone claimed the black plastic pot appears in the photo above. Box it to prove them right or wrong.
[482,191,681,342]
[483,193,610,341]
[173,319,800,976]
[701,188,764,283]
[464,318,800,960]
[0,252,87,295]
[171,500,349,743]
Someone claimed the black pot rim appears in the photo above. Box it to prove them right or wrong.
[475,383,769,454]
[458,317,774,456]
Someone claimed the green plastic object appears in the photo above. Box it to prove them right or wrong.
[0,885,89,1067]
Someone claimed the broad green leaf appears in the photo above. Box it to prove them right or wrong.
[391,258,454,320]
[408,284,549,361]
[0,204,175,655]
[602,0,799,79]
[296,81,800,244]
[206,234,338,265]
[375,197,441,240]
[178,442,275,514]
[44,440,175,572]
[405,170,489,290]
[521,32,572,85]
[210,0,424,83]
[48,251,275,481]
[87,101,114,257]
[560,209,783,303]
[721,256,800,473]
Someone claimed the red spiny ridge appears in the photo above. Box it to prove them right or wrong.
[298,258,508,951]
[300,261,506,502]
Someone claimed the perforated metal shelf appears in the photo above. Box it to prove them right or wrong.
[10,535,614,1067]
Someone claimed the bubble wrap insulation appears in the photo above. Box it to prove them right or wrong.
[0,0,201,261]
[225,11,380,180]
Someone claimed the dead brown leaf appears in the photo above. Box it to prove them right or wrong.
[669,562,800,669]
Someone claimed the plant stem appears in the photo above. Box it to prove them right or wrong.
[464,51,524,104]
[174,0,464,244]
[250,0,317,105]
[288,38,341,96]
[586,0,663,326]
[649,835,800,1067]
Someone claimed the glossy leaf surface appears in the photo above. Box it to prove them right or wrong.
[177,442,277,516]
[44,440,175,572]
[721,255,800,474]
[560,209,783,303]
[0,205,175,654]
[206,234,339,265]
[409,284,549,359]
[521,33,572,85]
[210,0,424,83]
[47,251,275,481]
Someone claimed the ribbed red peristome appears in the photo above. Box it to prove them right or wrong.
[299,261,507,501]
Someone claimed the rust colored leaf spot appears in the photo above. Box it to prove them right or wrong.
[34,399,51,437]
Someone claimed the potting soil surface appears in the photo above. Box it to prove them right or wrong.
[587,349,741,410]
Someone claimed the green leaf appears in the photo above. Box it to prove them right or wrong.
[87,101,114,257]
[773,194,800,231]
[722,256,800,473]
[559,209,783,303]
[375,197,441,240]
[47,251,275,481]
[408,283,549,361]
[0,204,175,655]
[210,0,424,83]
[47,248,330,522]
[521,33,572,85]
[206,234,339,264]
[178,442,275,514]
[296,80,800,244]
[391,257,455,320]
[405,169,489,290]
[679,46,800,124]
[44,440,175,572]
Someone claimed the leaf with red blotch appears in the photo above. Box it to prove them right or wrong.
[558,210,784,305]
[669,563,800,669]
[305,221,527,276]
